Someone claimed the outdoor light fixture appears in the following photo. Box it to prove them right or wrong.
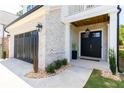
[85,28,90,37]
[36,23,42,31]
[7,33,11,38]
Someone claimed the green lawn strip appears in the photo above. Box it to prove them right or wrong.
[84,69,124,88]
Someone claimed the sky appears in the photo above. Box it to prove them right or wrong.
[0,5,21,14]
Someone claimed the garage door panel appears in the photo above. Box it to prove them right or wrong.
[14,31,38,63]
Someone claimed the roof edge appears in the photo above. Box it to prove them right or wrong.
[6,5,43,29]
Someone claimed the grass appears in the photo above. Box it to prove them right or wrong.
[84,69,124,88]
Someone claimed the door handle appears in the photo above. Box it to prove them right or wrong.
[90,44,92,48]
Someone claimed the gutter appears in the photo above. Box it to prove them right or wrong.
[117,5,122,72]
[5,5,43,29]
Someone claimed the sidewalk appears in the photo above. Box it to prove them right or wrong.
[0,60,31,88]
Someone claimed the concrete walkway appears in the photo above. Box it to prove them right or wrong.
[71,59,110,71]
[0,59,31,88]
[0,58,93,88]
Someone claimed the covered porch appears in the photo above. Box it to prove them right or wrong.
[64,8,118,65]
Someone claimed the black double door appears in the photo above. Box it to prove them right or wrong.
[14,31,38,63]
[81,31,102,58]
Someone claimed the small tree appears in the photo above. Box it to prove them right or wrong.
[16,5,24,17]
[109,49,116,75]
[2,51,6,59]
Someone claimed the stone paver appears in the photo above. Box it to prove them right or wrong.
[0,58,108,88]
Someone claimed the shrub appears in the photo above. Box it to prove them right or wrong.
[54,60,62,70]
[45,58,68,73]
[109,49,116,75]
[45,64,55,73]
[119,40,123,45]
[2,51,6,59]
[62,59,68,65]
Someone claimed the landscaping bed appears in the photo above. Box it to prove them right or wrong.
[84,69,124,88]
[25,59,71,79]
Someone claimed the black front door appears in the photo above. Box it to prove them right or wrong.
[14,31,38,63]
[81,31,102,58]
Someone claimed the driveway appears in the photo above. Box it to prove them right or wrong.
[0,59,31,88]
[0,58,93,88]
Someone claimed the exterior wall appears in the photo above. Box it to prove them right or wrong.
[62,6,117,23]
[6,5,118,70]
[38,16,46,70]
[0,11,17,58]
[0,25,9,58]
[2,37,9,57]
[0,25,3,57]
[9,33,14,58]
[108,12,118,63]
[7,7,47,70]
[70,24,79,58]
[70,22,108,61]
[45,6,66,66]
[0,25,4,38]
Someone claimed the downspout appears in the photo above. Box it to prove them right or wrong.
[117,5,122,72]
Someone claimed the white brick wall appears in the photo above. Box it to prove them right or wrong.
[45,7,66,66]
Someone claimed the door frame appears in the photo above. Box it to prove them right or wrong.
[79,28,104,60]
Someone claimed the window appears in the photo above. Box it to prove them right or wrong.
[92,32,100,37]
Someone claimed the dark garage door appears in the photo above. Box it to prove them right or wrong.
[81,31,102,58]
[14,31,38,63]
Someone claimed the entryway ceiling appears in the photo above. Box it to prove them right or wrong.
[71,14,109,27]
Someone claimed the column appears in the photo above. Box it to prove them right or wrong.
[9,33,14,58]
[65,23,71,63]
[109,11,117,58]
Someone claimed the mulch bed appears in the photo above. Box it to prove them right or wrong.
[101,70,121,81]
[25,64,71,79]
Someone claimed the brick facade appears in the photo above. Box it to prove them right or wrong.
[2,37,9,57]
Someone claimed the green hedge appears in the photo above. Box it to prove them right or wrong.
[45,63,55,73]
[2,51,6,59]
[62,59,67,65]
[45,58,68,73]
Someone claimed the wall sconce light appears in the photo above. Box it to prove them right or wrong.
[85,28,90,37]
[36,23,42,32]
[7,33,11,38]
